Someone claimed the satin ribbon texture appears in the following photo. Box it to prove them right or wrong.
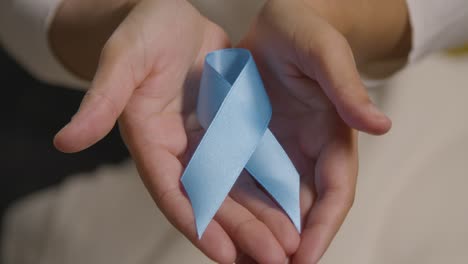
[181,48,301,238]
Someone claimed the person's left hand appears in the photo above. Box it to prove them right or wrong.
[233,1,393,262]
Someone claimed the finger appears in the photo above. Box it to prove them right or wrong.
[293,125,358,263]
[130,141,237,264]
[54,39,140,153]
[299,169,316,223]
[236,253,258,264]
[293,13,392,135]
[237,254,291,264]
[230,173,300,255]
[215,197,287,264]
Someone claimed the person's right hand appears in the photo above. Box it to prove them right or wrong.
[51,0,239,262]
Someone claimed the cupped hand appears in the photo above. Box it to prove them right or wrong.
[52,0,236,262]
[235,0,392,263]
[53,0,299,263]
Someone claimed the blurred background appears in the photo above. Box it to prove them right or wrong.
[0,47,129,243]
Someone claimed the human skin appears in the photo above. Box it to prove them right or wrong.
[235,1,409,263]
[50,0,409,263]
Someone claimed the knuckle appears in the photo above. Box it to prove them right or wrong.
[327,183,356,212]
[233,218,257,239]
[156,187,180,207]
[86,90,120,119]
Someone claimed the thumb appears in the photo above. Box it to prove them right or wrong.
[54,41,140,153]
[298,24,392,135]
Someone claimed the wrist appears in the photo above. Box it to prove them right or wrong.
[49,0,139,80]
[301,0,354,38]
[303,0,411,65]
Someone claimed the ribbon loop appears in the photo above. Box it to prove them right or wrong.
[181,49,300,238]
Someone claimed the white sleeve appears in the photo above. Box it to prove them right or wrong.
[361,0,468,85]
[1,0,467,89]
[0,0,89,89]
[406,0,468,62]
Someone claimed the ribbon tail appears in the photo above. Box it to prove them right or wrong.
[182,168,235,239]
[246,129,301,232]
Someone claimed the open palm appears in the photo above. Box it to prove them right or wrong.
[233,1,392,263]
[231,54,358,263]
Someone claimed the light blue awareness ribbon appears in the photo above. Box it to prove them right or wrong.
[181,49,301,238]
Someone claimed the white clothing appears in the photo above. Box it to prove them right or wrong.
[1,0,468,89]
[406,0,468,61]
[0,0,88,89]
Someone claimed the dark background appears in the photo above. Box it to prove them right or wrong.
[0,48,129,230]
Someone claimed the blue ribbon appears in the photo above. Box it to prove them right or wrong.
[181,49,301,238]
